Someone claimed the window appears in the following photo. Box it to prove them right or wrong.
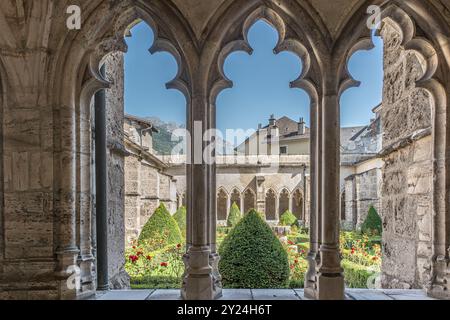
[280,146,288,154]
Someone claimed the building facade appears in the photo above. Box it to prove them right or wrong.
[124,110,381,234]
[0,0,449,300]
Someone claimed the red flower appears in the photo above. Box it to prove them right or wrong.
[129,255,139,263]
[288,240,294,245]
[146,255,152,261]
[294,259,299,264]
[372,256,378,261]
[160,262,168,267]
[132,246,136,250]
[177,244,182,249]
[137,250,143,256]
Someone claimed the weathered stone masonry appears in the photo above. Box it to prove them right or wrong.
[0,0,449,300]
[344,167,381,230]
[104,53,130,289]
[379,21,433,289]
[123,128,178,245]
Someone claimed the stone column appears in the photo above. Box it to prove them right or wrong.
[209,101,221,295]
[275,195,280,221]
[178,194,183,209]
[181,95,222,300]
[94,65,109,291]
[256,176,266,213]
[240,196,244,214]
[79,98,95,295]
[288,195,293,213]
[226,196,231,219]
[302,165,307,221]
[56,102,80,299]
[304,99,320,298]
[304,176,311,224]
[317,93,344,300]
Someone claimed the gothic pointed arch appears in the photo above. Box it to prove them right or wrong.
[230,187,242,211]
[292,188,304,220]
[205,3,323,111]
[335,3,448,100]
[243,188,256,214]
[265,188,277,221]
[217,188,229,221]
[335,2,450,298]
[49,0,197,298]
[278,188,290,217]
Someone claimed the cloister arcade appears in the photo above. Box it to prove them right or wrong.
[213,187,304,222]
[0,0,449,301]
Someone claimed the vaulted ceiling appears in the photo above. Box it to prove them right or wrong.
[0,0,449,52]
[169,0,450,41]
[171,0,363,40]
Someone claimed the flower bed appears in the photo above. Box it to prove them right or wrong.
[284,241,308,288]
[126,228,382,289]
[126,239,185,289]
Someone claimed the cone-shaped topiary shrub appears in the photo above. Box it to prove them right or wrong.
[173,206,187,236]
[227,202,242,227]
[361,206,382,235]
[138,203,183,250]
[279,210,297,226]
[219,210,290,288]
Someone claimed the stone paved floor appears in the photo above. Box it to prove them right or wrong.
[94,289,436,300]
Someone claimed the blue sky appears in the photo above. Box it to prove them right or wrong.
[124,21,383,135]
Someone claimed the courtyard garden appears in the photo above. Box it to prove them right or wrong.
[125,204,382,289]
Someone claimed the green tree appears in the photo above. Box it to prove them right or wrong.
[138,204,183,250]
[361,206,382,235]
[173,206,187,236]
[219,210,290,288]
[279,210,297,226]
[227,202,242,228]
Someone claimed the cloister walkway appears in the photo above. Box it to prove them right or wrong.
[94,289,436,300]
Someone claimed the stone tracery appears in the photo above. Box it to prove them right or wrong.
[0,0,449,301]
[335,2,449,298]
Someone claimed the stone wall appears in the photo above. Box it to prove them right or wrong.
[379,22,433,289]
[105,53,130,289]
[124,149,178,245]
[344,168,381,230]
[0,0,447,300]
[165,163,309,224]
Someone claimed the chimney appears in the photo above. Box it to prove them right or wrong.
[269,114,276,126]
[298,117,306,135]
[258,123,262,130]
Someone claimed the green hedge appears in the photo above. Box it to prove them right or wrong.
[361,206,382,236]
[342,260,376,288]
[227,202,242,228]
[138,204,183,250]
[279,210,298,226]
[131,276,182,289]
[173,206,187,236]
[288,278,305,289]
[219,210,290,288]
[287,235,309,244]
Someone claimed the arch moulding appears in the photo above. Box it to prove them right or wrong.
[336,2,450,299]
